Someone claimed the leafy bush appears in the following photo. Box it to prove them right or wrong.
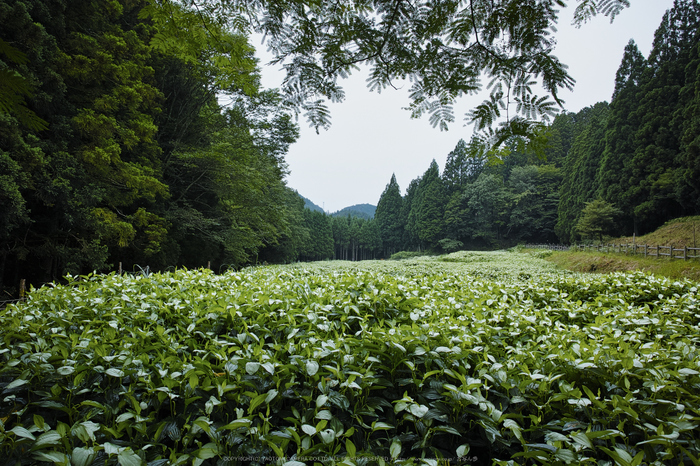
[437,239,463,253]
[530,249,553,259]
[389,250,430,260]
[1,255,699,465]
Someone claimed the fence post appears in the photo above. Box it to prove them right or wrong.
[118,262,122,275]
[684,247,688,261]
[19,279,26,301]
[207,261,211,269]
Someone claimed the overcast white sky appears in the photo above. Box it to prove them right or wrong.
[254,0,674,213]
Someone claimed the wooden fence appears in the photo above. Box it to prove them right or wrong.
[524,244,570,251]
[525,243,700,261]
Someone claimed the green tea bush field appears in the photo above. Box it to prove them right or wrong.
[1,251,699,465]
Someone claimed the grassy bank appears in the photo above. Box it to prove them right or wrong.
[541,249,700,282]
[616,215,700,249]
[525,215,700,282]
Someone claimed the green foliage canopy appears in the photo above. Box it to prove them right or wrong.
[143,0,637,148]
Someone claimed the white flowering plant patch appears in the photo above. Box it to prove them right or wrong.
[1,251,698,465]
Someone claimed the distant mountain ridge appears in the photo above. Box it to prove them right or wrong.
[299,194,324,213]
[298,193,376,219]
[331,204,376,219]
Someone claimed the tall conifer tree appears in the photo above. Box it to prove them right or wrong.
[676,41,700,211]
[401,178,422,251]
[595,40,647,235]
[442,140,469,194]
[375,174,403,256]
[556,103,610,243]
[409,160,446,248]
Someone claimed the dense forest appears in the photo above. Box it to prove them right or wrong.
[0,0,306,294]
[1,0,700,294]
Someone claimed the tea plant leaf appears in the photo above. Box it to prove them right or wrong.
[570,431,593,449]
[245,362,260,375]
[372,421,393,431]
[71,447,97,466]
[544,432,568,443]
[10,425,35,440]
[248,393,268,414]
[503,419,524,443]
[390,438,402,459]
[104,442,122,455]
[319,428,336,444]
[221,419,252,430]
[4,378,28,391]
[262,362,275,375]
[105,368,124,378]
[600,446,634,466]
[555,448,577,463]
[116,413,134,423]
[57,366,75,376]
[117,448,143,466]
[33,415,45,431]
[567,398,592,408]
[74,421,100,443]
[301,424,316,436]
[525,443,557,453]
[31,451,69,463]
[306,360,320,377]
[266,389,279,404]
[408,404,429,418]
[194,442,219,459]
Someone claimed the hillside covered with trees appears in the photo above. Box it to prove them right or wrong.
[331,204,376,220]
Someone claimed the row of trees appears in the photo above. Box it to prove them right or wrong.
[281,133,568,261]
[262,208,383,263]
[374,154,564,254]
